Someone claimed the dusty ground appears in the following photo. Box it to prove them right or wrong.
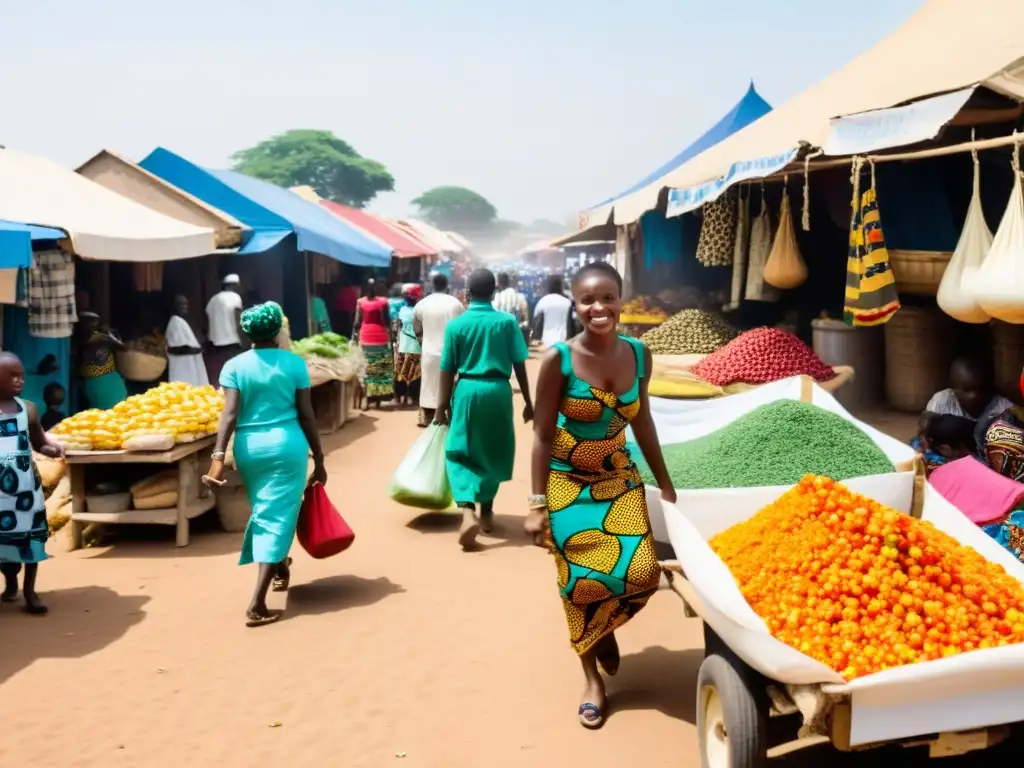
[1,367,1019,767]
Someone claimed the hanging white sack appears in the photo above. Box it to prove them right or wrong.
[937,148,992,324]
[745,194,780,302]
[763,191,808,290]
[975,147,1024,323]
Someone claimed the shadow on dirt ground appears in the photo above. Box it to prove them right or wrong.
[285,574,404,618]
[0,586,149,684]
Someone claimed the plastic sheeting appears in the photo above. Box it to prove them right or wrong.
[634,377,917,547]
[139,148,392,267]
[0,220,64,269]
[660,481,1024,746]
[0,148,216,262]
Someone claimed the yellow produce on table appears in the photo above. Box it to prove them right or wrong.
[49,382,224,452]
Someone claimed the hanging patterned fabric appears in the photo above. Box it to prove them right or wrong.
[28,249,77,338]
[695,189,737,267]
[844,160,901,326]
[727,187,750,309]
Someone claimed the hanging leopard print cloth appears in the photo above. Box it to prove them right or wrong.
[696,189,737,267]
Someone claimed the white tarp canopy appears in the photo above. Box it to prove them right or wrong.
[616,0,1024,223]
[0,148,217,262]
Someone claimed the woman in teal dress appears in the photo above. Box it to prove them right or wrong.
[528,261,675,729]
[434,269,534,551]
[203,302,326,627]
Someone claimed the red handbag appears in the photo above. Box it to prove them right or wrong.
[297,483,355,558]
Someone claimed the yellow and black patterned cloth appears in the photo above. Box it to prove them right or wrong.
[547,337,660,655]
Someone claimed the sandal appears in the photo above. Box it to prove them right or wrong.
[578,703,604,729]
[271,558,293,593]
[245,608,281,628]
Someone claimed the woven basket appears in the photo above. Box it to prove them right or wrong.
[889,250,952,296]
[884,307,954,412]
[117,350,167,382]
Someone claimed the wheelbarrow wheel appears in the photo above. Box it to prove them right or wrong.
[697,654,767,768]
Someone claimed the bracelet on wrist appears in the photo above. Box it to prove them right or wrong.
[527,494,547,508]
[211,451,226,461]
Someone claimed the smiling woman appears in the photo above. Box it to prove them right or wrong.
[528,260,676,730]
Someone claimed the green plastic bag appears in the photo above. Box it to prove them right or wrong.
[388,424,453,510]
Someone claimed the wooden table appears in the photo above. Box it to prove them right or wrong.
[65,437,217,551]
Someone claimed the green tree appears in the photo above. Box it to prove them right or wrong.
[231,129,394,208]
[412,186,498,232]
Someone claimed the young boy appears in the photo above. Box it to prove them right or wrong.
[0,352,65,614]
[40,382,67,431]
[914,413,975,476]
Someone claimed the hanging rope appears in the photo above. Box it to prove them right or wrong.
[802,153,812,232]
[849,157,864,237]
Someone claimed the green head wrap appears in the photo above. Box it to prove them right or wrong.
[240,301,284,342]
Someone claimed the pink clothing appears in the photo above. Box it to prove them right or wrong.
[358,296,390,346]
[930,457,1024,525]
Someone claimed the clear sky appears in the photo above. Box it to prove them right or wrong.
[3,0,924,226]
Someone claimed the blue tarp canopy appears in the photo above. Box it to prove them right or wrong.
[0,220,65,269]
[589,83,772,213]
[139,148,393,267]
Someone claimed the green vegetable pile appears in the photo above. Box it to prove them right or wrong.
[639,309,738,355]
[292,332,349,359]
[634,400,895,489]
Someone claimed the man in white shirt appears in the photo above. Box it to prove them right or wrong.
[414,272,464,424]
[532,274,575,348]
[492,272,523,321]
[165,295,209,387]
[204,274,243,386]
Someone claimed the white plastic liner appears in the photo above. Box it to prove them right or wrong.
[635,377,918,546]
[659,479,1024,746]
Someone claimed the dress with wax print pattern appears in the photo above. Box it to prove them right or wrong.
[546,336,660,655]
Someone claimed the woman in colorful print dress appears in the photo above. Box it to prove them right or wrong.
[528,261,675,729]
[354,279,394,407]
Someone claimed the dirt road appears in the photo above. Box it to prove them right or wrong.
[1,379,1019,766]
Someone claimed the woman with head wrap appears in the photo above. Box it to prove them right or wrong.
[394,284,424,416]
[76,311,129,410]
[202,302,326,627]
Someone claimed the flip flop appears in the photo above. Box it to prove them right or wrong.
[271,558,293,593]
[245,609,281,628]
[578,703,604,729]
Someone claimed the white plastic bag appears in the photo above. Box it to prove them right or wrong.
[937,151,992,323]
[976,152,1024,322]
[388,424,453,510]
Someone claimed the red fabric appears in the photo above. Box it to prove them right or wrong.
[406,284,423,300]
[297,484,355,559]
[320,201,436,259]
[335,285,359,313]
[358,296,390,345]
[930,457,1024,525]
[1019,370,1024,400]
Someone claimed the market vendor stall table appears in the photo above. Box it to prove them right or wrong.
[65,436,216,551]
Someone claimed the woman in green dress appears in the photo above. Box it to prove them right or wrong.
[77,311,128,410]
[434,269,534,551]
[203,302,326,627]
[528,261,675,729]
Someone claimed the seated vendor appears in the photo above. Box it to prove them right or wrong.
[923,357,1012,453]
[983,367,1024,483]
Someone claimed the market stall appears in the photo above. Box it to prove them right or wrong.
[65,437,216,550]
[49,381,224,549]
[292,332,365,434]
